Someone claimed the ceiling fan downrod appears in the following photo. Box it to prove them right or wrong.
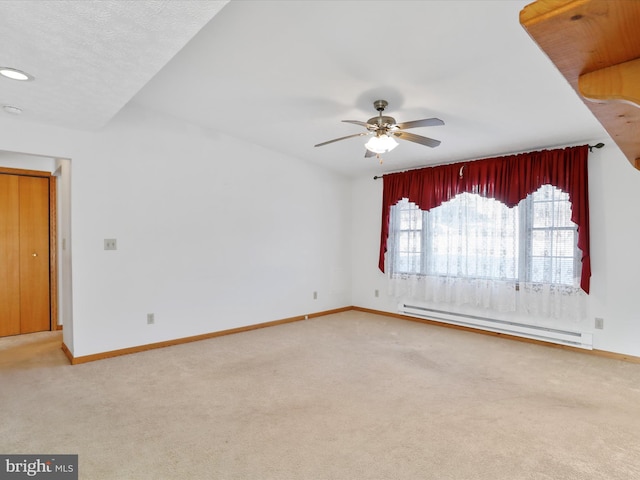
[373,99,388,127]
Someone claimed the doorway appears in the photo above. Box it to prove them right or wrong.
[0,167,57,337]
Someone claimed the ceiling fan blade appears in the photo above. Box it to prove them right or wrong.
[314,132,370,147]
[395,118,445,130]
[364,149,376,158]
[394,131,441,148]
[342,120,370,127]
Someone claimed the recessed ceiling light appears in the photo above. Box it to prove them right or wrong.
[0,67,34,81]
[3,105,23,115]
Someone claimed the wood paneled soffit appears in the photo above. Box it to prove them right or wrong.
[520,0,640,170]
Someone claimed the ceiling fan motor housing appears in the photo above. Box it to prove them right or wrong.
[366,115,396,130]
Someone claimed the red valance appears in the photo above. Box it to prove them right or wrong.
[379,145,591,293]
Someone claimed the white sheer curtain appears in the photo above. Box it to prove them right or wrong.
[387,187,587,323]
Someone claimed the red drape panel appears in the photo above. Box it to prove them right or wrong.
[378,145,591,293]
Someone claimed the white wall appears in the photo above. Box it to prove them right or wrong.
[0,103,352,357]
[587,143,640,354]
[351,142,640,357]
[54,158,73,336]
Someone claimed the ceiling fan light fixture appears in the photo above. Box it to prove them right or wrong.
[365,134,399,154]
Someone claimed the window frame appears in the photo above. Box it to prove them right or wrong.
[389,185,581,287]
[521,186,581,285]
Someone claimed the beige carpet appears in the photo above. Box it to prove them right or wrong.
[2,310,640,479]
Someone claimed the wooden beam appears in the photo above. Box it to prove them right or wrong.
[579,58,640,108]
[520,0,640,170]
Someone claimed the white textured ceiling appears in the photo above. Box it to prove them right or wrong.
[1,0,609,177]
[0,0,228,130]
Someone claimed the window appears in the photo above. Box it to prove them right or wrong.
[389,185,581,287]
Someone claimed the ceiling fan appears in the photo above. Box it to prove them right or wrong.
[314,99,444,159]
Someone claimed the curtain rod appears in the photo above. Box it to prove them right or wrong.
[372,143,605,180]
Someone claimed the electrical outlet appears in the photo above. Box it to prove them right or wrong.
[313,291,318,300]
[375,289,379,297]
[147,313,155,325]
[595,317,604,330]
[104,238,117,250]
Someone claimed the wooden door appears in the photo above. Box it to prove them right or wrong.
[0,173,50,336]
[0,175,21,336]
[19,176,51,333]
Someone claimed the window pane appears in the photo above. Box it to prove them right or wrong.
[554,201,573,227]
[399,208,421,230]
[533,185,554,201]
[424,193,518,280]
[532,201,553,228]
[530,256,551,283]
[398,231,421,252]
[390,199,424,274]
[553,230,576,256]
[526,185,579,285]
[555,257,575,284]
[531,230,551,256]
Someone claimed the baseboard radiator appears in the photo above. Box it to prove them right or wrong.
[398,303,593,350]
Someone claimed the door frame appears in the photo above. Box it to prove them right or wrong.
[0,166,58,331]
